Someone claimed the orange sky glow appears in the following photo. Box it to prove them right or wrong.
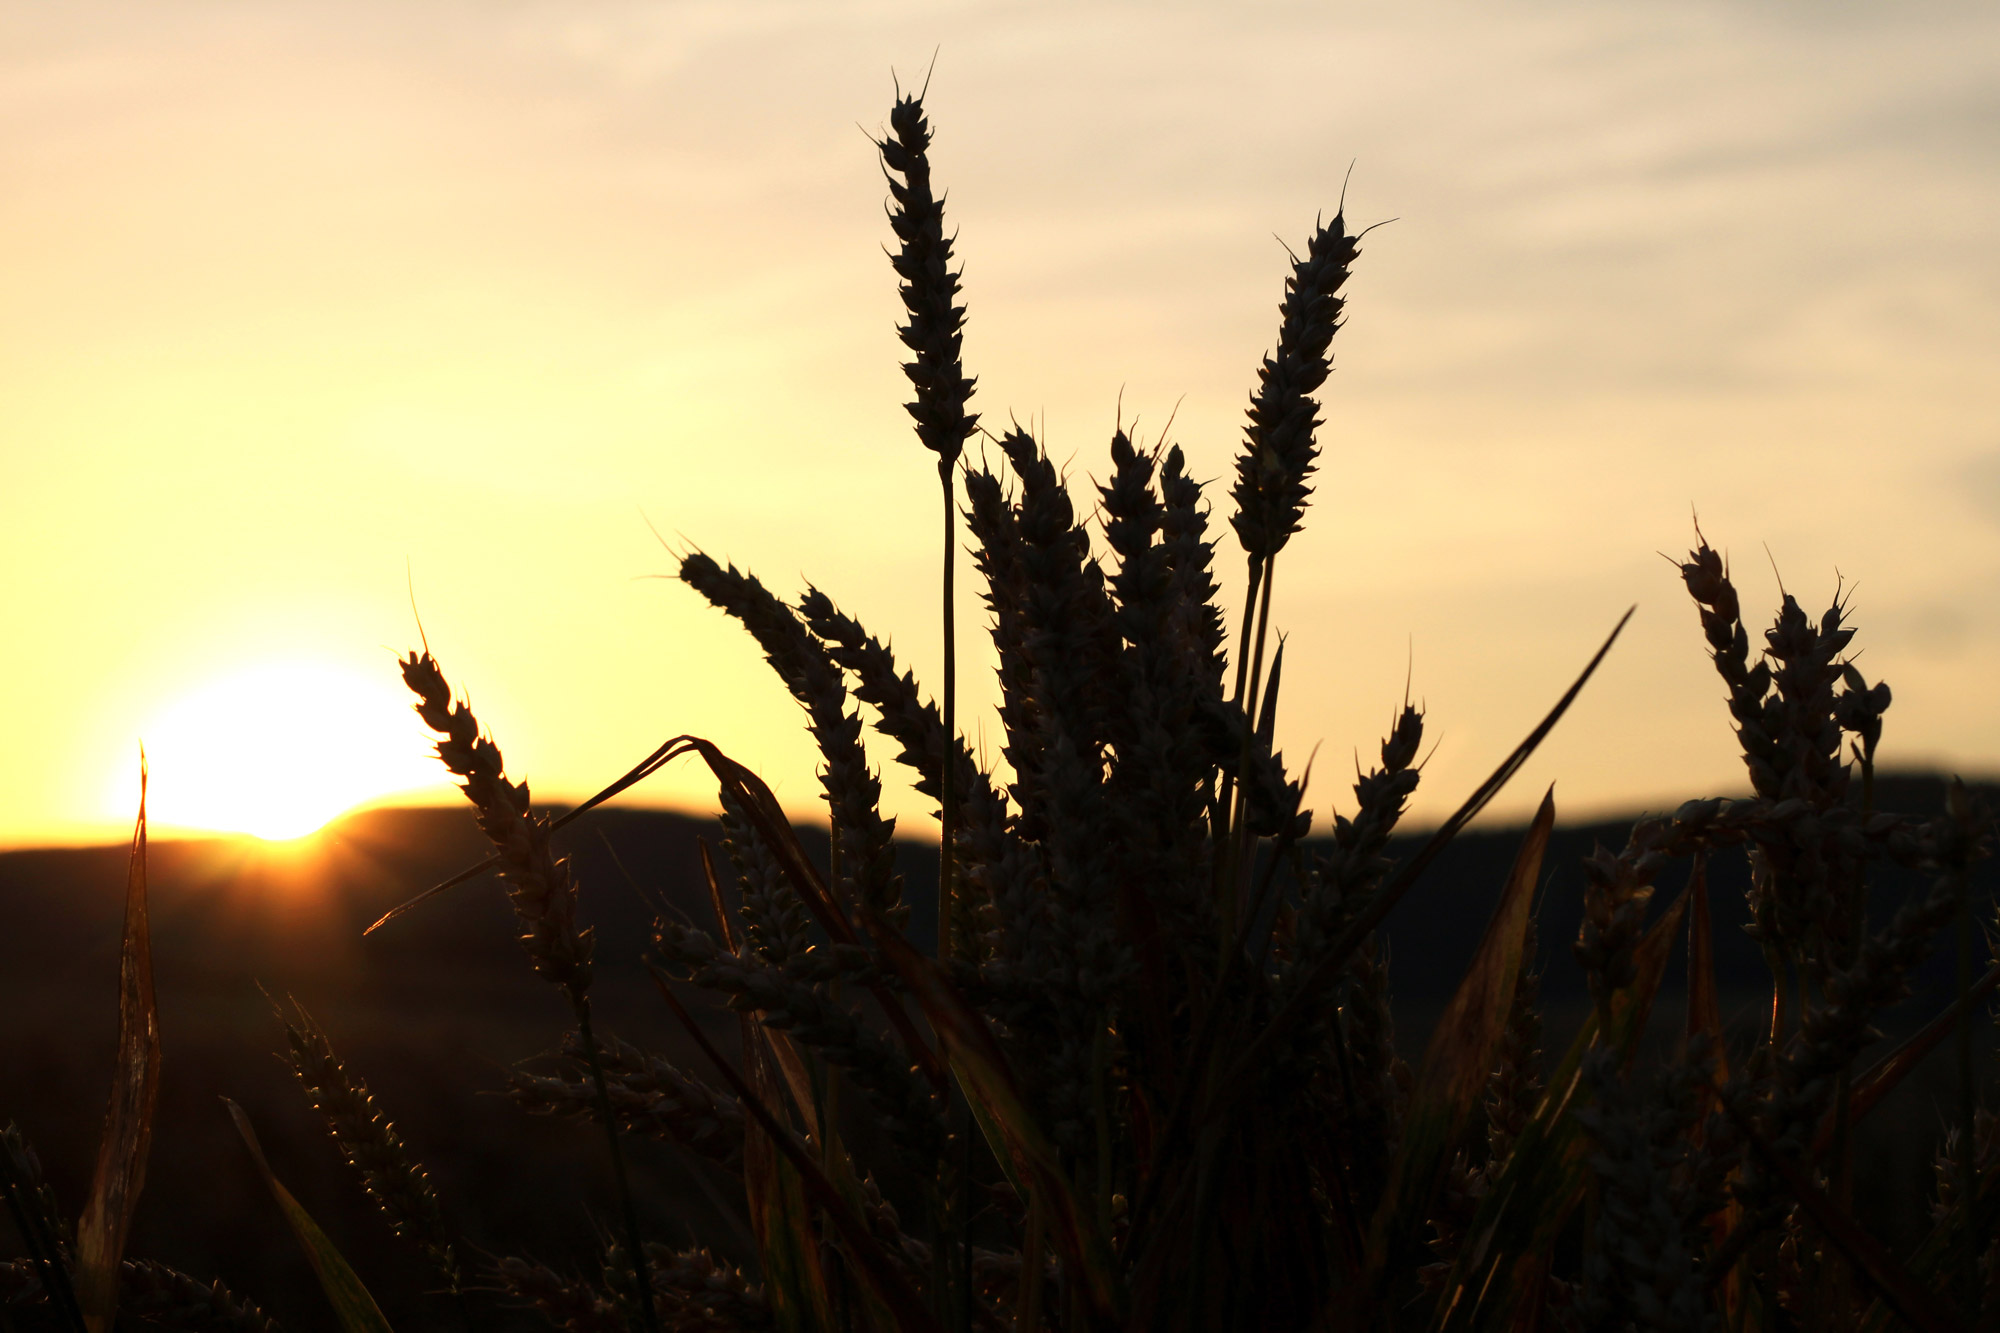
[4,3,1999,846]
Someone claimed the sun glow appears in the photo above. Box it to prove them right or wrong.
[125,661,446,841]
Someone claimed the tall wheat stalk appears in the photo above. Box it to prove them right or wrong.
[878,84,976,964]
[399,651,661,1333]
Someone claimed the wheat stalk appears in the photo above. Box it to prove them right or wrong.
[878,81,975,972]
[1221,212,1361,937]
[401,650,657,1333]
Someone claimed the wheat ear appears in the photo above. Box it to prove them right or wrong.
[879,83,975,969]
[401,651,657,1333]
[282,1004,458,1290]
[679,553,903,927]
[0,1261,282,1333]
[490,1259,626,1333]
[1222,212,1361,929]
[115,1262,283,1333]
[507,1030,743,1170]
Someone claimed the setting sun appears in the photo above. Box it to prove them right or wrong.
[124,661,446,841]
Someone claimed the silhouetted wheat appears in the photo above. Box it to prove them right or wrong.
[6,83,1999,1333]
[281,1003,458,1291]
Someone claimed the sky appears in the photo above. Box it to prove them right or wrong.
[3,1,1998,846]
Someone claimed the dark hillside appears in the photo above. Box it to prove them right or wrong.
[2,773,1994,1329]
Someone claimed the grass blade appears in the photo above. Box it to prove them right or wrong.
[1682,855,1740,1313]
[1255,637,1286,746]
[363,734,692,935]
[224,1099,395,1333]
[695,837,742,953]
[1369,788,1554,1270]
[400,731,949,1088]
[75,762,160,1333]
[693,836,838,1330]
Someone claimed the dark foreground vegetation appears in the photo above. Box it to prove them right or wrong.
[1,787,1996,1333]
[6,89,1999,1333]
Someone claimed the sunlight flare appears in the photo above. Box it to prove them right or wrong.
[122,661,445,841]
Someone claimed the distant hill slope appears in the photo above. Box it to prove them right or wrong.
[6,769,1995,1011]
[1,773,1993,1330]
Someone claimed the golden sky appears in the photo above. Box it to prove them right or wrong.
[4,2,1998,846]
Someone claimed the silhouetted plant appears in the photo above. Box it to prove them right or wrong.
[5,86,1998,1333]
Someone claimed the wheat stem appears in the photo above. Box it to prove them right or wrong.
[939,460,958,962]
[1229,555,1264,714]
[1223,554,1278,942]
[1018,1201,1045,1331]
[956,1113,974,1333]
[1213,555,1266,880]
[571,997,659,1333]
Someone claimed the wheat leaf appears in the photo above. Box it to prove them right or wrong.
[1716,1086,1971,1333]
[1818,957,2000,1156]
[684,736,948,1090]
[363,733,690,935]
[650,971,939,1333]
[75,765,160,1333]
[696,840,821,1140]
[1431,883,1688,1333]
[1212,608,1632,1107]
[739,1026,836,1333]
[1255,637,1285,746]
[861,914,1125,1327]
[1369,788,1554,1270]
[1683,856,1740,1283]
[224,1099,395,1333]
[1684,856,1728,1082]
